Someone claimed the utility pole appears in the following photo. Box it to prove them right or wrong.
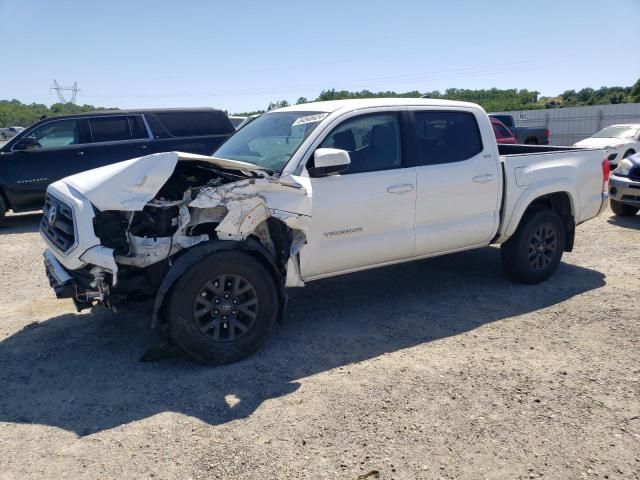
[50,80,80,104]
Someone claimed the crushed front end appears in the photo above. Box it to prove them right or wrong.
[40,151,311,314]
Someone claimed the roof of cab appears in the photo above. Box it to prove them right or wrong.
[277,98,482,113]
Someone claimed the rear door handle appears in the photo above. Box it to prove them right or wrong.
[137,145,149,151]
[387,184,414,194]
[472,174,495,184]
[74,151,85,156]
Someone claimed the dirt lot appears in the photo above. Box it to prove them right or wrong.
[0,209,638,480]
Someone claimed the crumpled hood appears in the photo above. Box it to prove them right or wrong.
[57,151,265,211]
[574,137,628,149]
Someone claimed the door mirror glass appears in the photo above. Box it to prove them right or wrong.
[14,136,41,150]
[308,148,351,177]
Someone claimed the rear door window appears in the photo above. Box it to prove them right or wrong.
[155,111,234,137]
[413,111,483,165]
[129,115,149,139]
[89,116,147,142]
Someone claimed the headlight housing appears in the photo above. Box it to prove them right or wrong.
[606,143,625,150]
[613,158,634,177]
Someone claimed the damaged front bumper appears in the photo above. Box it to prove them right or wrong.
[44,249,74,298]
[44,249,112,311]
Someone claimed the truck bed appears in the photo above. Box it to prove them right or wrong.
[496,143,606,242]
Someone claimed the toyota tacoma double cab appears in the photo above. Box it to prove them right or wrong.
[40,99,609,364]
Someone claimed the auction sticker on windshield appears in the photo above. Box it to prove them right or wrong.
[292,113,329,126]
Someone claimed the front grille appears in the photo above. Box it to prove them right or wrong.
[41,194,76,252]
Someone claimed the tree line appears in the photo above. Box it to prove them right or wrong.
[1,79,638,127]
[0,100,114,128]
[237,78,640,116]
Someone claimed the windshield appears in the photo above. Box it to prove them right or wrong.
[491,115,513,127]
[592,126,640,139]
[212,111,328,172]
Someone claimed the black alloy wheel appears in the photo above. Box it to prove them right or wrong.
[527,223,558,270]
[193,274,259,342]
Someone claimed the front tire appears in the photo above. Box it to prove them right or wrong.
[0,195,6,218]
[610,198,639,216]
[167,250,279,365]
[501,210,566,284]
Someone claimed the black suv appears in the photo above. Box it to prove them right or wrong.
[0,108,235,217]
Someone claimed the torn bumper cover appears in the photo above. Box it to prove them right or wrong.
[44,249,74,298]
[44,249,107,311]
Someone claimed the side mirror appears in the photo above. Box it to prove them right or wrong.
[14,136,40,151]
[308,148,351,177]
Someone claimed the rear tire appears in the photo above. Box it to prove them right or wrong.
[501,209,566,284]
[525,138,538,145]
[0,195,6,218]
[610,198,639,216]
[167,250,279,365]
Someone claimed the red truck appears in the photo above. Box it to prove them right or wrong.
[491,117,517,144]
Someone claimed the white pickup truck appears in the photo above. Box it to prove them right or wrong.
[41,99,609,364]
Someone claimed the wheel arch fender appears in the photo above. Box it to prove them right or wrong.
[151,239,287,335]
[501,179,578,242]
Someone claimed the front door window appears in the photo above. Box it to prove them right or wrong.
[26,119,81,149]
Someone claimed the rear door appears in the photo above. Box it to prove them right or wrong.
[86,115,151,168]
[409,108,502,256]
[0,117,90,210]
[300,110,417,279]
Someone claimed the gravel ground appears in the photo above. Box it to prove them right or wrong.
[0,209,638,480]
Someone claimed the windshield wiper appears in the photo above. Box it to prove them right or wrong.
[195,165,247,181]
[252,166,277,176]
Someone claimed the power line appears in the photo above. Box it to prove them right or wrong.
[81,61,543,100]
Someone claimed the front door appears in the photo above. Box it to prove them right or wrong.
[300,112,416,280]
[1,117,90,210]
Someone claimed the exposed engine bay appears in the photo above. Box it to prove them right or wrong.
[92,161,237,259]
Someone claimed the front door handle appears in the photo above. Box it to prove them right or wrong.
[137,145,149,151]
[74,151,85,156]
[387,184,414,194]
[472,174,495,184]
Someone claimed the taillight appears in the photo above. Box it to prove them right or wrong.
[544,128,550,140]
[602,158,610,191]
